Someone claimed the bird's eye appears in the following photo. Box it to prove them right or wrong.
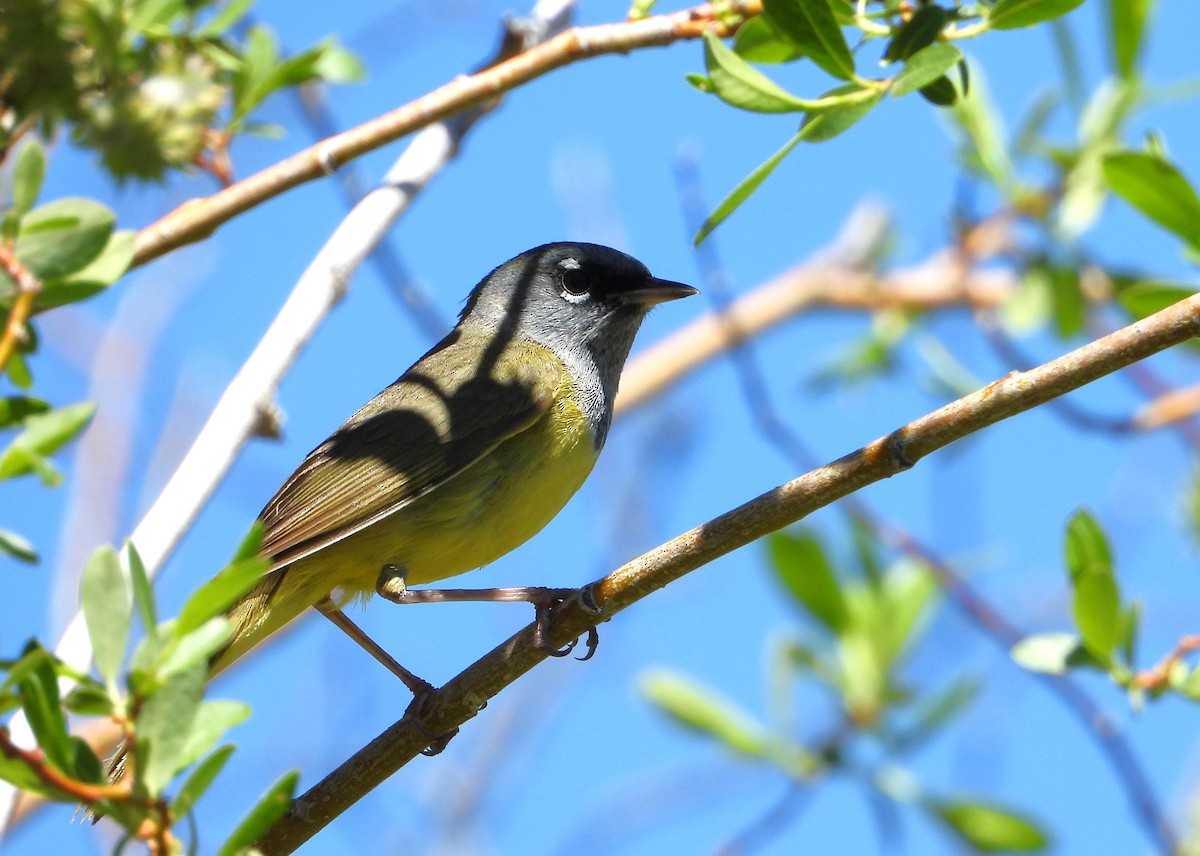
[560,266,590,296]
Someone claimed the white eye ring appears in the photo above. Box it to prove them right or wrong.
[558,257,590,302]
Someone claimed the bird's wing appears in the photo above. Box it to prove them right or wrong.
[258,332,564,568]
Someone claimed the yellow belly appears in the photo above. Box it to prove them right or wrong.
[313,390,598,590]
[212,388,598,674]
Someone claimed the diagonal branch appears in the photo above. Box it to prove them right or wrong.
[257,293,1200,855]
[130,1,763,267]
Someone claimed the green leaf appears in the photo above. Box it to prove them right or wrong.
[216,769,300,856]
[910,677,980,738]
[762,0,855,80]
[1046,265,1084,337]
[14,199,115,280]
[5,352,33,390]
[733,16,805,63]
[2,646,54,690]
[694,129,804,246]
[893,44,963,97]
[1,448,60,486]
[0,746,60,798]
[0,402,96,481]
[172,745,235,820]
[63,681,115,716]
[80,545,132,688]
[949,63,1014,191]
[876,559,937,666]
[1057,80,1137,237]
[1116,282,1196,321]
[768,531,849,634]
[130,624,171,676]
[918,75,959,107]
[1064,509,1113,579]
[0,528,38,563]
[930,798,1050,851]
[196,0,254,36]
[703,31,812,113]
[43,229,134,301]
[125,543,158,639]
[174,557,268,640]
[685,73,714,93]
[233,521,266,562]
[0,395,50,428]
[175,700,251,773]
[640,670,767,757]
[693,82,881,246]
[135,663,206,795]
[1104,152,1200,249]
[1109,0,1153,79]
[312,40,365,83]
[160,617,232,678]
[17,647,73,773]
[1116,601,1140,667]
[989,0,1088,30]
[884,4,949,62]
[1071,567,1121,663]
[799,84,883,142]
[1011,632,1086,674]
[11,141,47,221]
[1065,510,1120,662]
[850,517,884,586]
[69,735,104,784]
[232,24,281,122]
[129,0,186,32]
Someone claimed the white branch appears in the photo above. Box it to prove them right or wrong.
[0,0,576,832]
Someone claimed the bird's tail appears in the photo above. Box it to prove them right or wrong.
[206,567,305,678]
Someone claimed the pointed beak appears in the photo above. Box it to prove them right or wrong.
[622,277,699,306]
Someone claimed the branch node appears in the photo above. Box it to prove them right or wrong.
[887,429,915,470]
[314,142,338,177]
[251,399,285,441]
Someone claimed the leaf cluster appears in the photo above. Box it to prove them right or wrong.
[0,532,292,854]
[1011,511,1200,707]
[0,0,362,181]
[642,526,1050,853]
[689,0,1178,248]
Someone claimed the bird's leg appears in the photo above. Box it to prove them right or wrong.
[314,597,457,755]
[376,564,602,660]
[315,598,432,695]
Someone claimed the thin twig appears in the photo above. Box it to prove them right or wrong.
[0,727,131,805]
[256,291,1200,854]
[130,1,763,267]
[0,243,41,372]
[1132,383,1200,432]
[1135,635,1200,691]
[710,783,812,856]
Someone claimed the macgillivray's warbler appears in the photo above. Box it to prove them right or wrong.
[210,242,696,691]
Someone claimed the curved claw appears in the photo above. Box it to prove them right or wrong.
[575,626,600,661]
[405,687,459,756]
[544,635,578,658]
[420,728,459,756]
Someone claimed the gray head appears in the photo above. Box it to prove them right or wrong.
[458,242,696,444]
[459,241,695,363]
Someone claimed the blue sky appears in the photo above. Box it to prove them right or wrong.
[4,0,1200,853]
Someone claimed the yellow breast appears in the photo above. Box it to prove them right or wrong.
[294,372,598,593]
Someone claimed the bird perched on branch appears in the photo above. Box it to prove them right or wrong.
[213,242,696,689]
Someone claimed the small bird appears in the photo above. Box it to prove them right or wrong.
[211,242,696,686]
